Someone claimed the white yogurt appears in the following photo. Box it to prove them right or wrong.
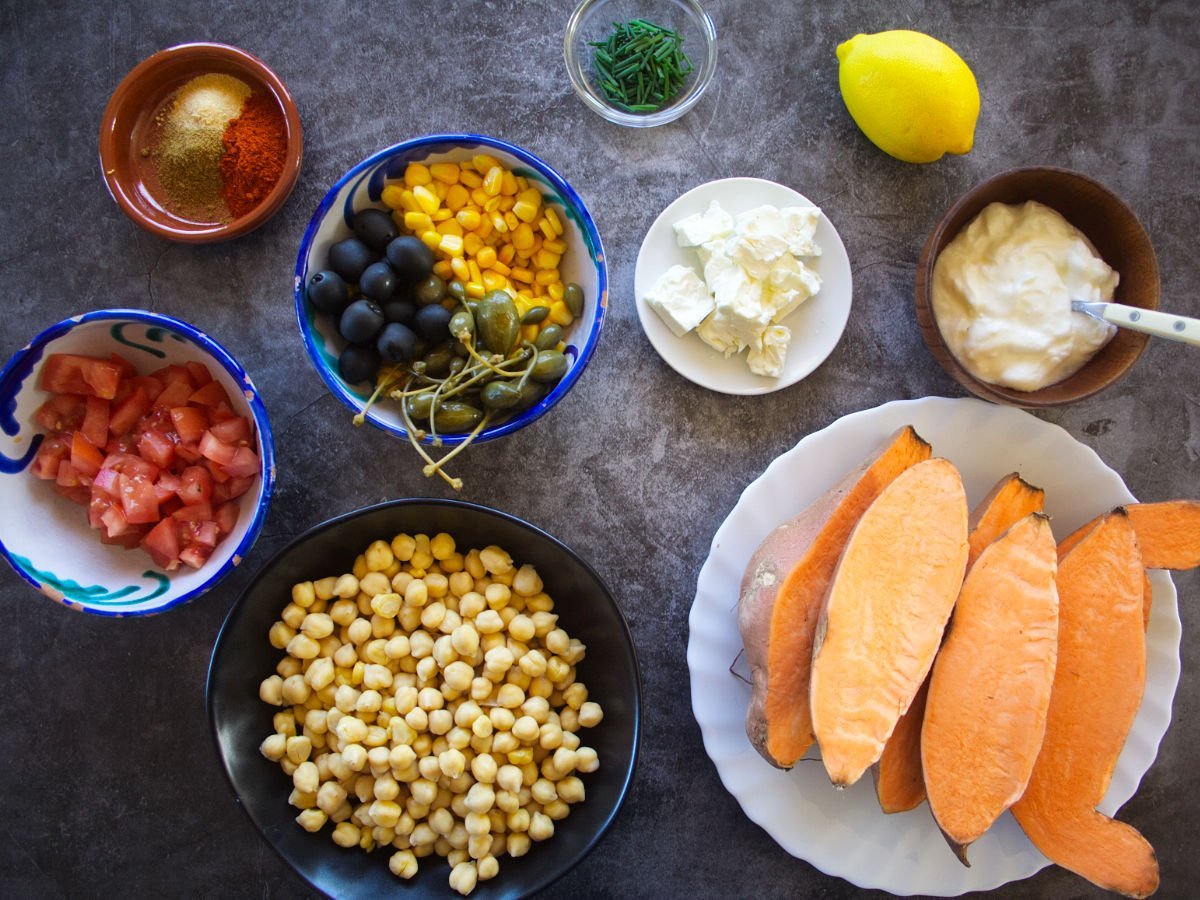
[931,200,1119,391]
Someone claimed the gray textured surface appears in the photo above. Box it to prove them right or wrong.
[1,1,1198,898]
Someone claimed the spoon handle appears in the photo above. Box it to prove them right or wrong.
[1073,300,1200,348]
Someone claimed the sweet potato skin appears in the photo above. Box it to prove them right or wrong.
[810,457,969,787]
[1012,511,1159,898]
[876,473,1046,815]
[739,426,931,768]
[923,513,1059,861]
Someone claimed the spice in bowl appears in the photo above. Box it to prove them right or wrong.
[145,73,287,223]
[589,19,694,113]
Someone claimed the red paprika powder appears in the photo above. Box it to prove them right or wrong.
[219,92,288,218]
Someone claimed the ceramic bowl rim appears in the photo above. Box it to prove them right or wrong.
[292,133,608,446]
[0,308,276,616]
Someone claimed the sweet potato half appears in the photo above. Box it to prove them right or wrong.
[1012,510,1159,898]
[810,457,969,787]
[738,426,931,768]
[875,473,1045,816]
[923,513,1059,863]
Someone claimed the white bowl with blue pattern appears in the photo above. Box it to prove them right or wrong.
[294,134,608,446]
[0,310,276,616]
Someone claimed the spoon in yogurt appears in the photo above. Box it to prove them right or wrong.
[1072,300,1200,348]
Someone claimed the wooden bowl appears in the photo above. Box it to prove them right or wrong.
[99,43,302,243]
[915,167,1159,407]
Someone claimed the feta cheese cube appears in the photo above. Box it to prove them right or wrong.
[673,201,735,248]
[780,206,822,257]
[764,254,822,322]
[747,324,791,377]
[644,265,715,337]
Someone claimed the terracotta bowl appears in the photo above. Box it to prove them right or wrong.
[915,166,1159,407]
[99,42,302,243]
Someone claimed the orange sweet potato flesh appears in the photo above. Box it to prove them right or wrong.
[810,457,969,787]
[1058,500,1200,630]
[875,473,1045,815]
[738,426,932,768]
[923,513,1059,862]
[1012,511,1159,898]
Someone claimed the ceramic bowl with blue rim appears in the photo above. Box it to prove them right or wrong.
[0,309,276,616]
[294,134,607,447]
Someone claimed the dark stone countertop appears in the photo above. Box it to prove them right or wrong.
[2,1,1197,898]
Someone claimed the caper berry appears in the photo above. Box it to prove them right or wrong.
[448,356,466,376]
[406,393,434,420]
[531,350,568,383]
[521,306,550,325]
[449,309,475,341]
[447,280,467,301]
[511,381,547,414]
[480,381,521,411]
[475,290,520,355]
[564,282,585,318]
[415,274,447,306]
[534,324,563,351]
[433,401,483,433]
[422,346,453,377]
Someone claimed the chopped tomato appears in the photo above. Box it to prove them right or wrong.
[179,541,213,570]
[198,431,237,467]
[70,432,105,478]
[55,460,81,488]
[185,361,213,387]
[224,446,261,479]
[173,500,214,522]
[34,393,86,432]
[128,375,164,403]
[152,365,195,389]
[141,518,181,571]
[108,353,137,378]
[82,395,110,448]
[31,436,68,480]
[136,428,176,469]
[100,524,148,549]
[178,466,213,506]
[154,379,194,409]
[224,475,256,499]
[101,504,129,538]
[39,354,123,400]
[109,387,150,435]
[154,472,182,503]
[170,406,209,444]
[188,380,229,408]
[175,442,202,464]
[180,518,220,548]
[214,501,239,535]
[208,415,250,444]
[54,483,92,506]
[119,475,159,525]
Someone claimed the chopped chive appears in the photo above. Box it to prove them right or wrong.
[588,17,694,113]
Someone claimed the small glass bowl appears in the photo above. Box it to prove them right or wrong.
[564,0,718,127]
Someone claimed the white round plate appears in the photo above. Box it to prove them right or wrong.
[688,396,1180,895]
[634,177,852,396]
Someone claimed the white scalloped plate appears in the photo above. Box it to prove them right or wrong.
[688,396,1180,895]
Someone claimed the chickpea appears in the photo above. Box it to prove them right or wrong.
[259,675,284,706]
[449,861,478,896]
[268,621,296,650]
[285,735,312,765]
[273,711,297,737]
[371,592,402,619]
[528,811,554,842]
[259,733,287,762]
[578,701,604,728]
[389,850,418,879]
[507,832,531,858]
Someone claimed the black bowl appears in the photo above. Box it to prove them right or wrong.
[207,499,641,898]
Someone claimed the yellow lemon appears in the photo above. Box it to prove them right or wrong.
[836,30,980,164]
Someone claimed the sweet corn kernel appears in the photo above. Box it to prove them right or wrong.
[531,281,546,298]
[510,267,534,284]
[432,260,453,280]
[543,207,563,235]
[419,230,442,250]
[534,269,560,286]
[542,238,567,254]
[463,232,484,256]
[476,246,497,269]
[512,200,539,223]
[512,223,535,251]
[381,185,407,210]
[404,211,434,232]
[481,271,508,292]
[432,180,448,200]
[430,162,460,184]
[467,260,482,284]
[451,257,470,281]
[483,195,504,214]
[404,163,432,187]
[457,209,482,232]
[470,188,490,207]
[497,195,515,212]
[459,169,483,188]
[515,175,529,190]
[499,171,518,196]
[465,282,485,298]
[498,244,516,265]
[445,184,470,211]
[431,208,454,222]
[398,190,419,213]
[472,153,501,173]
[534,250,561,270]
[413,185,440,215]
[490,260,511,277]
[546,282,564,302]
[520,323,539,344]
[503,211,519,231]
[538,219,556,240]
[439,234,465,256]
[483,166,504,196]
[548,300,573,326]
[491,212,508,233]
[436,219,463,237]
